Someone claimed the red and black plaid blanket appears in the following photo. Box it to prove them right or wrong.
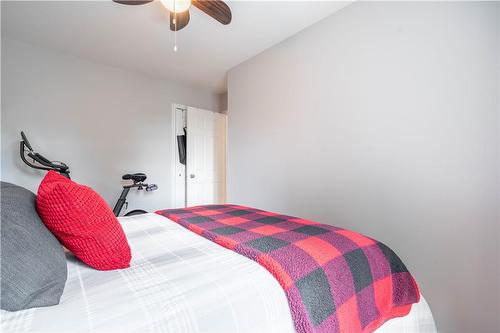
[156,204,419,333]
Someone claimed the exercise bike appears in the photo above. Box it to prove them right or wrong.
[19,131,157,217]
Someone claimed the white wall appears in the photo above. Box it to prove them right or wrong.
[1,38,220,213]
[228,2,499,332]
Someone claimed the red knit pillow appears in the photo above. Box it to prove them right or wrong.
[36,171,131,270]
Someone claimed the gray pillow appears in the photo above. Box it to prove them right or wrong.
[1,181,67,311]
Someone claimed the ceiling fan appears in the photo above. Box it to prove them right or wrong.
[112,0,232,32]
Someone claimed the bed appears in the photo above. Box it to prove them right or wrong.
[1,213,437,333]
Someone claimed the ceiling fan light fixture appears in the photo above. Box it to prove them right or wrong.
[160,0,191,13]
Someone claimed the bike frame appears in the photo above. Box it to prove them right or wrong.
[113,187,130,216]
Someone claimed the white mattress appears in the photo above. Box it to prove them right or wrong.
[1,213,437,333]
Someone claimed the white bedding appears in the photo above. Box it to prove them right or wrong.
[1,213,436,333]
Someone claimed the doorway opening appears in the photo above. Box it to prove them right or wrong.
[171,104,227,208]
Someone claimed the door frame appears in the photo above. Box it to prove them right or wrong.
[171,104,227,208]
[171,103,187,208]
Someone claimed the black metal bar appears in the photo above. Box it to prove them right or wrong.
[20,142,51,171]
[113,187,131,216]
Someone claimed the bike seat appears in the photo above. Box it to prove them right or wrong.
[122,173,147,182]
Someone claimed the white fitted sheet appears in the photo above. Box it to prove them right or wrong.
[1,213,436,333]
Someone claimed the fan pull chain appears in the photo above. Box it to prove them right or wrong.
[173,0,178,52]
[174,30,178,52]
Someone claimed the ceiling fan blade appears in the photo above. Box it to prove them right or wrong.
[170,10,190,31]
[112,0,153,5]
[192,0,231,25]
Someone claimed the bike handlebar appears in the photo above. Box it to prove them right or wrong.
[21,131,33,151]
[20,132,70,176]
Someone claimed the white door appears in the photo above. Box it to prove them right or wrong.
[186,107,226,206]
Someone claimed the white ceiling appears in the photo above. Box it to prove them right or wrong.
[2,1,351,93]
